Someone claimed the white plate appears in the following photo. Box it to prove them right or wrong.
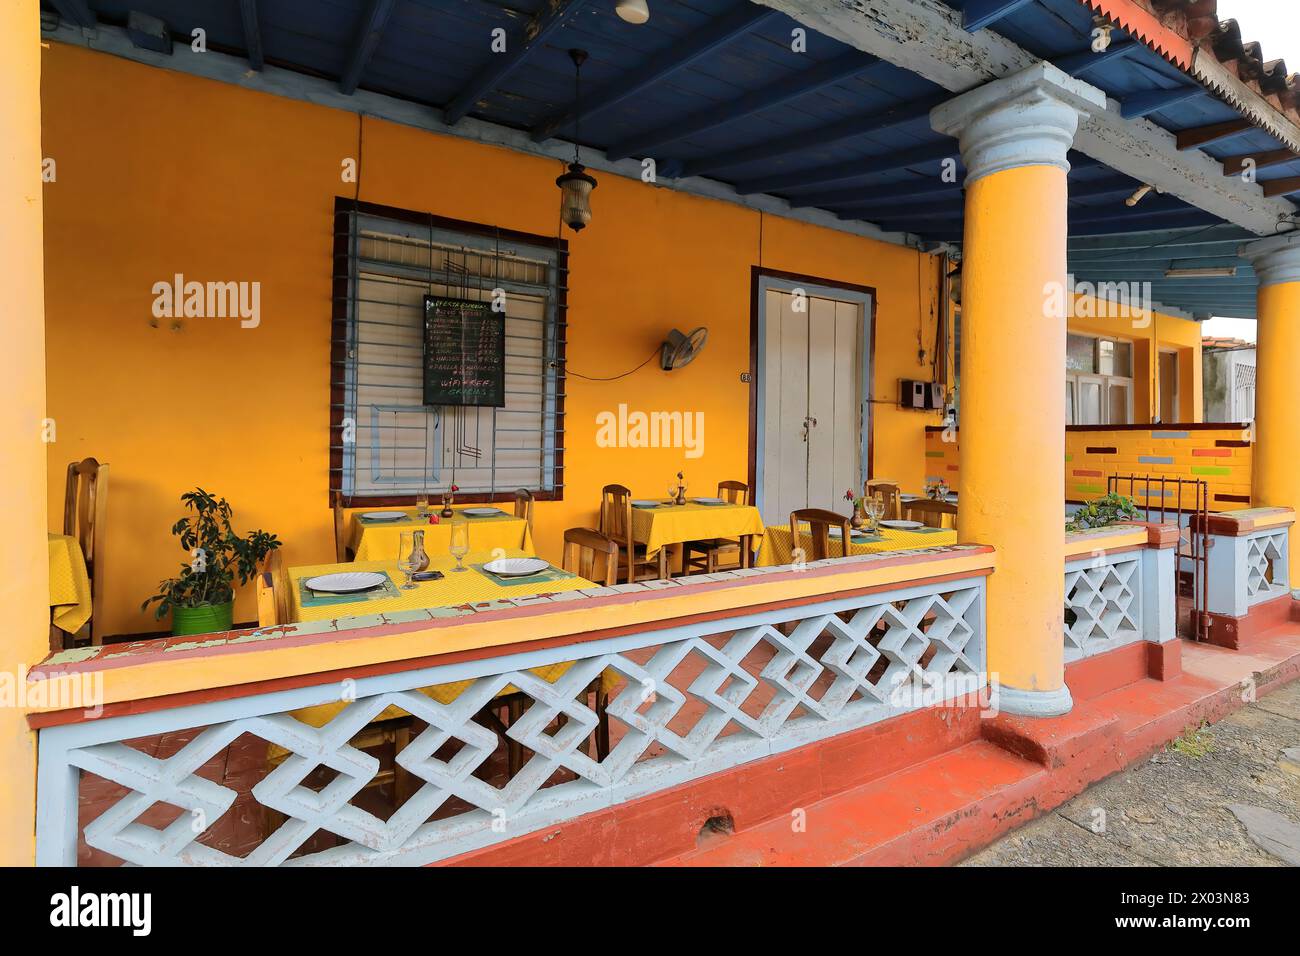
[304,571,388,594]
[692,497,726,505]
[631,500,660,508]
[483,557,549,577]
[360,511,406,522]
[462,507,504,517]
[880,519,925,531]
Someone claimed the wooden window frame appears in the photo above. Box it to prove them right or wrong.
[329,197,567,507]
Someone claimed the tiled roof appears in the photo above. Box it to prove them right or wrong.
[1202,335,1255,350]
[1085,1,1300,127]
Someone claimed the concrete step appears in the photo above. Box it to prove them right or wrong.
[663,740,1044,867]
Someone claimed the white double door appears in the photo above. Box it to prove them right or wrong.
[759,281,870,526]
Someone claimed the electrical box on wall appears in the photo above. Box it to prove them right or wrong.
[899,380,946,410]
[899,379,927,409]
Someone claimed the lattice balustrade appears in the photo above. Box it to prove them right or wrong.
[37,574,986,867]
[1244,529,1289,604]
[1063,554,1142,662]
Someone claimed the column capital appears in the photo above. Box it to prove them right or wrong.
[1241,232,1300,287]
[930,62,1106,184]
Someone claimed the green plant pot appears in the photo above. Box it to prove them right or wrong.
[171,600,234,636]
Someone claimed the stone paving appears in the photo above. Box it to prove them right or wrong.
[963,677,1300,866]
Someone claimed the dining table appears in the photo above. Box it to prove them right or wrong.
[281,548,604,731]
[758,522,957,566]
[347,506,533,562]
[48,532,92,635]
[629,498,766,567]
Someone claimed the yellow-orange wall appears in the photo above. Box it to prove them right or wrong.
[40,45,945,636]
[1066,295,1204,423]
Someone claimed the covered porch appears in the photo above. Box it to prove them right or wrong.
[9,0,1300,866]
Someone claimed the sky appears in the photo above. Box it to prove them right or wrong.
[1199,1,1299,343]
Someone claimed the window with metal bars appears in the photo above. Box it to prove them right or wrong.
[330,199,566,505]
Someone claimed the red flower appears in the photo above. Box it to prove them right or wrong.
[428,515,440,524]
[844,489,855,502]
[449,484,459,493]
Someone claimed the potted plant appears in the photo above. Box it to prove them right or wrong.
[1065,492,1140,532]
[142,488,281,636]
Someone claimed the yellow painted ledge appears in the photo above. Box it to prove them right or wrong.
[28,546,996,718]
[1063,525,1150,558]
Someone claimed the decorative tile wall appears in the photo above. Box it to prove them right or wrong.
[924,425,1254,510]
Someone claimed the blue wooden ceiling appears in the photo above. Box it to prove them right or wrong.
[46,0,1298,318]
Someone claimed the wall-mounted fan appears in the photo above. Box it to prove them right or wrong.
[660,327,708,371]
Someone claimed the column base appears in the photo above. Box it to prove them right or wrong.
[995,682,1074,718]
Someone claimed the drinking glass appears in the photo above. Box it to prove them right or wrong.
[448,516,470,572]
[415,491,429,516]
[397,531,419,590]
[667,482,679,505]
[867,498,883,532]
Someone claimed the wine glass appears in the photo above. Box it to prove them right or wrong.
[397,531,419,590]
[448,516,470,572]
[867,497,884,532]
[667,481,679,505]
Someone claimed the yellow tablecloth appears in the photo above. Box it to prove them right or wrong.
[282,550,600,734]
[48,533,92,635]
[348,508,533,562]
[759,524,957,566]
[631,501,765,556]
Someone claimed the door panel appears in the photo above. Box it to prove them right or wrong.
[830,300,861,510]
[806,296,839,511]
[760,285,866,526]
[775,292,809,523]
[1159,351,1179,423]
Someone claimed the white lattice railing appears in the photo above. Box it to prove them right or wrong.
[1062,529,1176,664]
[1064,551,1143,662]
[35,564,987,867]
[1203,510,1294,620]
[1244,529,1289,606]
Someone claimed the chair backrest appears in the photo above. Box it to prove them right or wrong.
[514,488,535,532]
[865,479,902,521]
[331,490,349,563]
[599,484,634,552]
[789,508,851,561]
[904,498,958,529]
[562,527,619,586]
[718,480,749,505]
[256,550,291,627]
[63,458,108,643]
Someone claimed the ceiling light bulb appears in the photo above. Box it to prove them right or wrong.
[615,0,649,25]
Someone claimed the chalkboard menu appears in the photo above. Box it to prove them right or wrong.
[422,295,506,407]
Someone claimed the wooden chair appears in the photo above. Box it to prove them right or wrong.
[562,527,619,586]
[683,480,752,575]
[904,498,958,529]
[789,508,852,561]
[514,488,535,540]
[61,458,109,646]
[330,490,351,562]
[865,479,902,521]
[256,550,291,627]
[599,484,668,582]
